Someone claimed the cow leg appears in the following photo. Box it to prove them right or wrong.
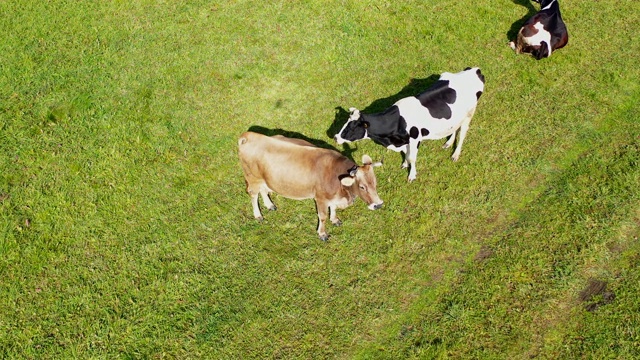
[329,205,342,226]
[452,109,475,161]
[315,200,330,241]
[407,140,420,182]
[259,189,276,211]
[245,178,266,220]
[249,190,263,221]
[532,41,550,60]
[443,131,456,149]
[401,144,409,168]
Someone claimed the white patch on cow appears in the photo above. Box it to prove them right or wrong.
[542,0,556,10]
[398,68,484,181]
[348,107,360,120]
[523,22,552,55]
[386,144,406,152]
[397,71,482,141]
[329,196,352,211]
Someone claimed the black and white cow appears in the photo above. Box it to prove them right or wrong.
[334,67,485,182]
[509,0,568,60]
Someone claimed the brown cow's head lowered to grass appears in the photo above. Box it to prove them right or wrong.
[339,155,384,211]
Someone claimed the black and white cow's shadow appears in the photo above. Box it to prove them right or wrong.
[327,74,441,164]
[507,0,538,42]
[247,125,358,161]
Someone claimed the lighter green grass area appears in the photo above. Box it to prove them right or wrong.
[1,0,639,359]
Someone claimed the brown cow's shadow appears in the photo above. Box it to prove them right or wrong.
[326,74,440,166]
[508,0,538,42]
[247,125,358,162]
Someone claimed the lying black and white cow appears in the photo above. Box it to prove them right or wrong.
[334,67,485,182]
[509,0,568,60]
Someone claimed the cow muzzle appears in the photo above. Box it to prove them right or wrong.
[368,202,383,210]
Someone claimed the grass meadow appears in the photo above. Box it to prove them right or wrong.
[1,0,639,358]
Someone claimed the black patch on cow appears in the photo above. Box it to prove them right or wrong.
[338,118,368,142]
[476,69,485,84]
[387,116,410,147]
[533,41,550,60]
[476,91,483,100]
[364,107,410,148]
[464,67,471,71]
[522,22,540,37]
[421,128,429,137]
[409,126,419,139]
[415,80,457,120]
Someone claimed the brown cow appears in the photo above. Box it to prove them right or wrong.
[238,131,383,240]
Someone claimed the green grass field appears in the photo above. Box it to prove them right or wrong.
[1,0,639,358]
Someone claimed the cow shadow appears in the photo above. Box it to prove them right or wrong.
[508,0,538,41]
[247,125,359,162]
[326,74,441,140]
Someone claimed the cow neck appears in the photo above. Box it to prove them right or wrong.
[364,121,391,146]
[367,126,403,148]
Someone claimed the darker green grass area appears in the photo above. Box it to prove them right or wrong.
[355,93,640,359]
[1,0,639,359]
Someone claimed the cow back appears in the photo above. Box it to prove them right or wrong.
[238,132,355,200]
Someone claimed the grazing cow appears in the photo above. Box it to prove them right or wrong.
[509,0,568,60]
[238,131,383,241]
[334,67,485,182]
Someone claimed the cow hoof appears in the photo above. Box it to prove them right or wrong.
[332,219,342,227]
[451,155,460,162]
[319,234,330,241]
[255,216,264,222]
[442,143,451,149]
[407,177,415,183]
[268,205,277,211]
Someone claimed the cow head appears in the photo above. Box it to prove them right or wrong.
[340,154,384,210]
[334,108,369,145]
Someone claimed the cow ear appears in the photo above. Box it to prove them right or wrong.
[348,108,360,120]
[362,155,372,165]
[340,176,355,186]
